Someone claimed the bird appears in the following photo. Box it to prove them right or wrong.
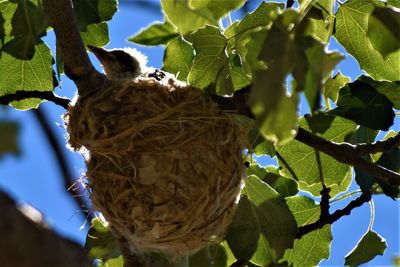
[87,45,165,81]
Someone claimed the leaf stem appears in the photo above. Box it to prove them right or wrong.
[0,90,70,109]
[330,190,361,203]
[368,199,375,231]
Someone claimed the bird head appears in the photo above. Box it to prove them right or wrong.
[87,45,148,80]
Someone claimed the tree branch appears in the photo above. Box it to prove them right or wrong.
[355,133,400,155]
[32,108,92,220]
[0,90,70,110]
[42,0,107,96]
[297,193,371,238]
[0,190,89,267]
[295,128,400,186]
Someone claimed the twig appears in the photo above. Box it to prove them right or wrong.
[297,193,371,238]
[355,133,400,155]
[319,186,331,220]
[32,108,92,220]
[0,90,70,110]
[295,127,400,186]
[42,0,106,96]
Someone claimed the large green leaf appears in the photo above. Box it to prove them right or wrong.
[85,218,120,262]
[334,0,400,81]
[249,11,300,145]
[277,113,356,197]
[163,37,193,81]
[161,0,217,34]
[189,0,246,20]
[1,0,47,60]
[226,175,297,266]
[0,121,20,158]
[129,21,179,46]
[282,196,332,267]
[188,26,227,89]
[332,77,395,130]
[0,42,53,109]
[345,230,387,267]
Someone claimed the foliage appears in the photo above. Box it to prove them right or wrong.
[0,0,399,266]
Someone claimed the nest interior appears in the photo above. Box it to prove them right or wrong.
[66,76,246,257]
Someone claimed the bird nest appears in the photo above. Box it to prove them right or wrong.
[65,76,247,257]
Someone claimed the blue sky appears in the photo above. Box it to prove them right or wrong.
[0,1,398,266]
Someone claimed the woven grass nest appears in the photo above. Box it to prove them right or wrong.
[66,75,247,257]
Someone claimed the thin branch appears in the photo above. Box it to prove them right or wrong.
[212,92,400,186]
[295,127,400,186]
[0,90,70,110]
[32,108,92,220]
[297,193,371,238]
[355,133,400,155]
[43,0,107,96]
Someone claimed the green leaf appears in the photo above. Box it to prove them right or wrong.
[0,121,20,158]
[375,137,400,198]
[226,175,297,266]
[345,230,387,267]
[324,72,351,102]
[98,256,124,267]
[163,37,193,81]
[277,113,356,197]
[189,243,229,267]
[188,26,227,89]
[1,0,47,60]
[332,77,395,130]
[387,0,400,8]
[249,11,300,145]
[282,196,332,266]
[252,139,276,157]
[367,7,400,56]
[73,0,117,29]
[85,218,120,262]
[356,75,400,110]
[293,39,344,111]
[129,21,179,46]
[161,0,217,34]
[189,0,246,20]
[257,94,299,145]
[225,2,284,40]
[334,0,400,81]
[247,164,298,197]
[298,0,334,43]
[0,42,53,110]
[80,22,110,47]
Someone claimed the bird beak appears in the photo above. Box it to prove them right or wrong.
[87,45,114,62]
